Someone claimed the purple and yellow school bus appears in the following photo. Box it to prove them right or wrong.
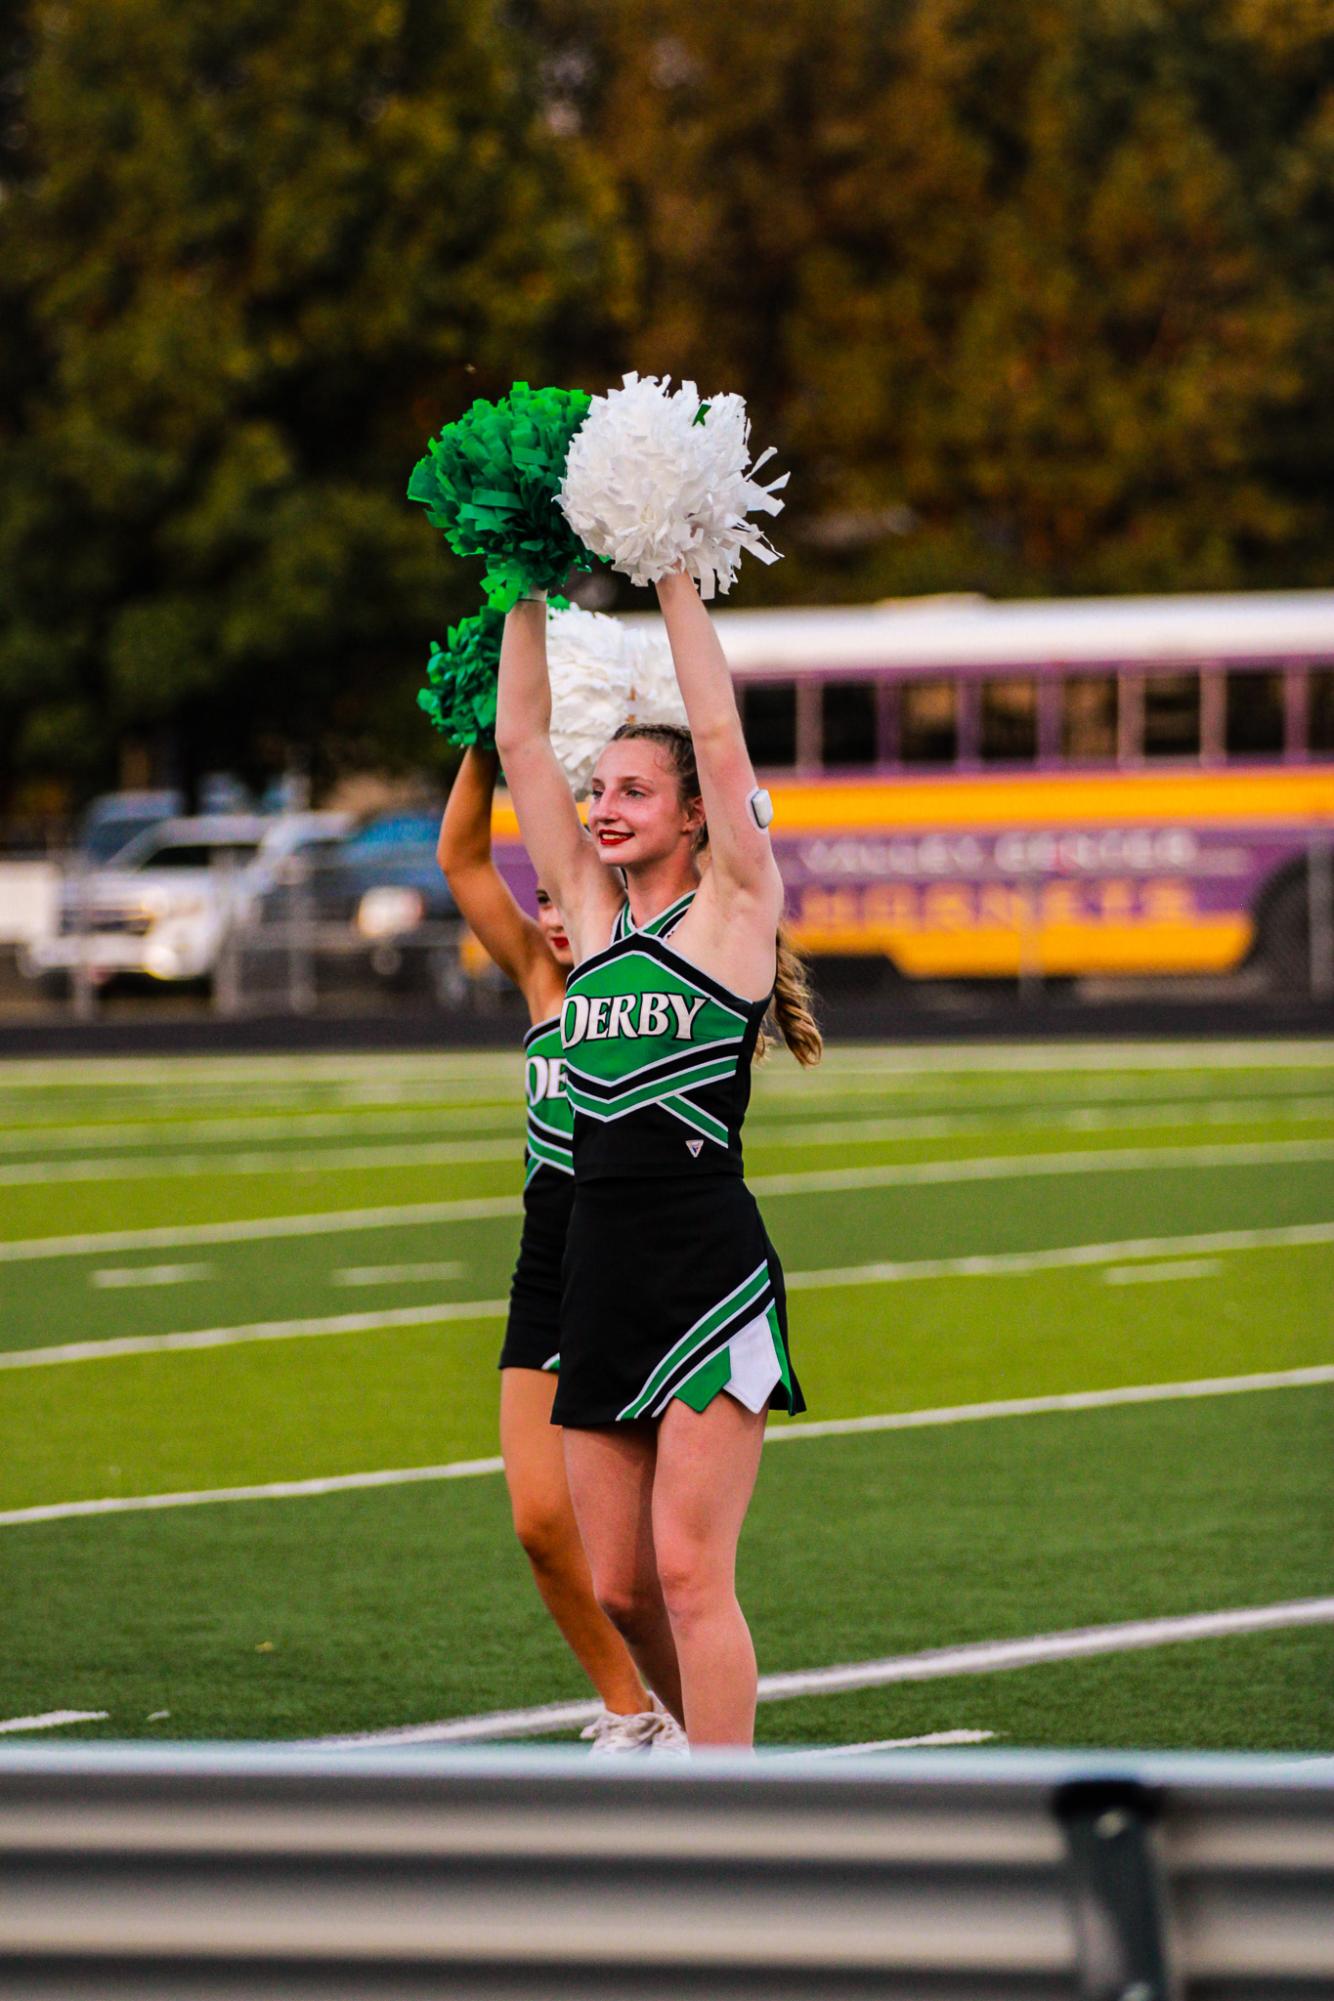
[492,591,1334,984]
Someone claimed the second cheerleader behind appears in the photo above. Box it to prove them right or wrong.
[495,570,821,1749]
[436,747,680,1753]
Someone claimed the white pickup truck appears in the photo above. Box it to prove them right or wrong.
[20,812,350,989]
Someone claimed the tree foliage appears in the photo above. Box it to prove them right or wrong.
[0,0,625,803]
[531,0,1334,602]
[2,0,1331,807]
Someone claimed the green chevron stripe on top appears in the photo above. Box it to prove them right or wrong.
[523,1017,573,1182]
[564,1049,741,1122]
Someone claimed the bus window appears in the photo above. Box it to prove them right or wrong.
[980,678,1038,762]
[821,682,876,767]
[1062,676,1118,761]
[900,680,957,764]
[1311,670,1334,754]
[742,682,797,768]
[1225,671,1285,758]
[1143,672,1201,759]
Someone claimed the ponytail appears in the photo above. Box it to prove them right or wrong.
[759,925,823,1068]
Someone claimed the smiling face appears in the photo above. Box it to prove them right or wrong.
[586,737,703,872]
[534,886,573,968]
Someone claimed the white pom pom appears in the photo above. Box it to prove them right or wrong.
[559,372,788,599]
[545,605,633,798]
[624,629,688,731]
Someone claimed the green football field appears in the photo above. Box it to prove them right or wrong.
[2,1037,1331,1754]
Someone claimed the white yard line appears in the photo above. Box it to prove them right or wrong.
[0,1193,525,1263]
[1102,1259,1221,1286]
[781,1220,1334,1292]
[5,1088,1330,1158]
[7,1100,1332,1183]
[0,1053,521,1087]
[0,1107,522,1153]
[756,1097,1334,1146]
[7,1224,1333,1371]
[0,1710,108,1735]
[752,1046,1334,1091]
[0,1456,509,1528]
[0,1298,512,1370]
[1,1038,1326,1084]
[5,1135,1333,1266]
[307,1598,1334,1746]
[0,1137,520,1186]
[756,1600,1334,1702]
[3,1364,1328,1527]
[750,1137,1334,1199]
[761,1365,1334,1447]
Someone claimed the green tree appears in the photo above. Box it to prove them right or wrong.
[0,0,627,809]
[532,0,1334,601]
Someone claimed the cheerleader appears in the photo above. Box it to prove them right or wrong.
[436,748,683,1752]
[495,572,820,1748]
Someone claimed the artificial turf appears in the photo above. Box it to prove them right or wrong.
[2,1043,1330,1750]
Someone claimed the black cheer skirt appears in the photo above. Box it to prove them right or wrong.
[498,1167,574,1374]
[552,1173,804,1429]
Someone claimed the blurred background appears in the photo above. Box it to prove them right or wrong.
[1,0,1332,1034]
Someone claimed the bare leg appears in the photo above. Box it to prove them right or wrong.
[500,1371,648,1714]
[652,1395,768,1747]
[562,1422,684,1723]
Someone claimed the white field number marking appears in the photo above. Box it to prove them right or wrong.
[334,1263,466,1288]
[91,1263,214,1290]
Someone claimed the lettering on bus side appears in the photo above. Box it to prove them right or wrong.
[562,993,706,1043]
[795,828,1201,879]
[796,878,1201,935]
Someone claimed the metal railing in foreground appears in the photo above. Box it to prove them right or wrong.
[0,1744,1330,1999]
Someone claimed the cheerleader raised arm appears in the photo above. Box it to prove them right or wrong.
[493,597,623,963]
[436,744,567,1019]
[646,570,784,998]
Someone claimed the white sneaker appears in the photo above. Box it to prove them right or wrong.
[647,1693,689,1757]
[580,1705,664,1756]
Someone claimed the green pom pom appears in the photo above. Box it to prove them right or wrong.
[417,608,504,749]
[408,382,600,612]
[418,596,570,749]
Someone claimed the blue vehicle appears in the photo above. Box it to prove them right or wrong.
[258,809,461,998]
